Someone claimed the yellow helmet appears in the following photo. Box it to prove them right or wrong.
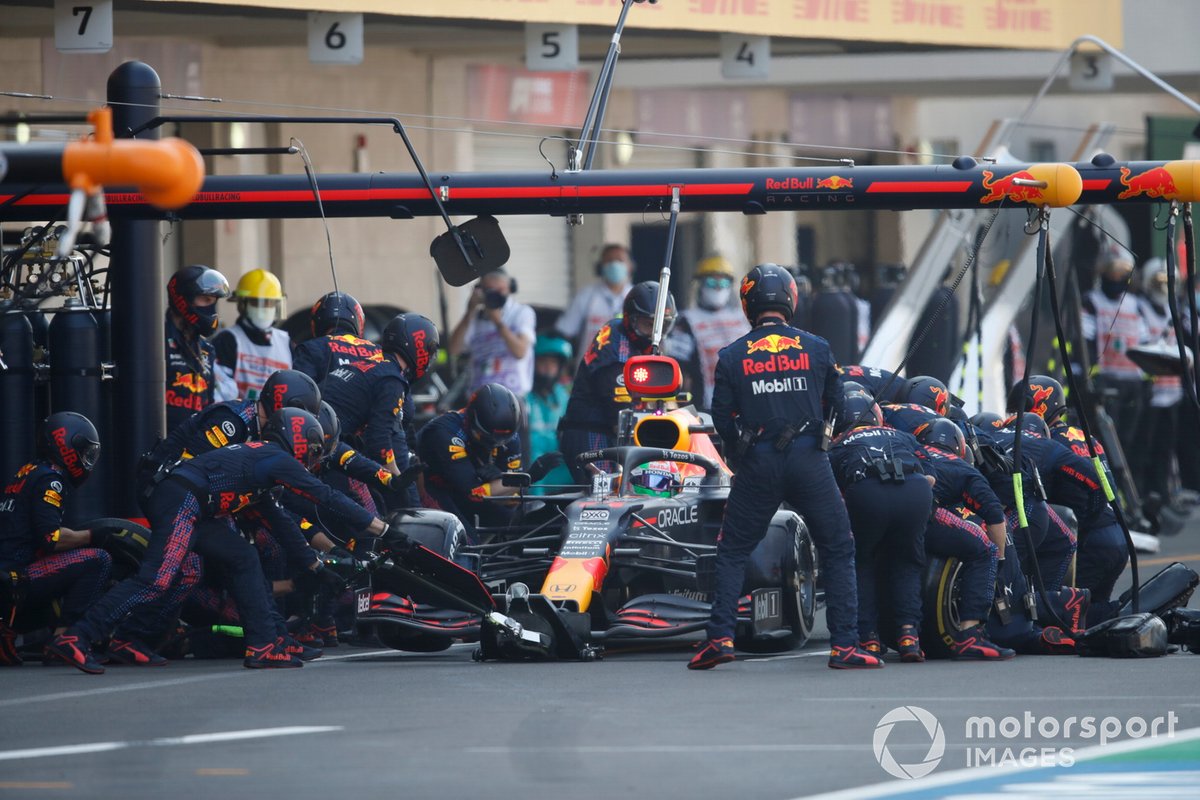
[234,269,284,300]
[695,255,734,279]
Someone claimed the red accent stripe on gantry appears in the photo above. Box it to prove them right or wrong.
[1081,179,1112,191]
[865,181,974,193]
[452,183,754,200]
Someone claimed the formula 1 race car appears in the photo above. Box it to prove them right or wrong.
[353,355,819,660]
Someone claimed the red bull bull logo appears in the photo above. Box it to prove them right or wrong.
[930,386,949,415]
[171,374,209,393]
[980,170,1045,204]
[816,175,853,190]
[1117,166,1179,200]
[745,334,804,355]
[1029,384,1055,417]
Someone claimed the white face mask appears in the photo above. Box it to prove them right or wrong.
[698,286,731,310]
[245,305,277,331]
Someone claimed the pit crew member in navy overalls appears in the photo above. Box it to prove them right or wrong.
[559,282,676,483]
[0,414,111,666]
[828,385,932,663]
[420,384,531,535]
[165,265,230,432]
[914,418,1015,660]
[139,369,321,501]
[292,291,382,384]
[321,313,439,509]
[840,364,906,404]
[690,264,877,671]
[46,410,392,674]
[1009,378,1126,626]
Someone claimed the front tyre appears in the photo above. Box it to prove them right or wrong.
[736,519,817,653]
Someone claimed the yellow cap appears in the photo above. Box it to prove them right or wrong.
[234,269,283,301]
[696,255,734,278]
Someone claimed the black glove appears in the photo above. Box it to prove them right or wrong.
[478,463,504,483]
[527,451,564,483]
[310,559,349,589]
[379,523,414,556]
[393,460,425,490]
[88,528,112,548]
[320,549,362,580]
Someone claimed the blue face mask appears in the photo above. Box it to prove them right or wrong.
[601,260,628,285]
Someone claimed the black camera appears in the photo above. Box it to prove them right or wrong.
[484,289,506,310]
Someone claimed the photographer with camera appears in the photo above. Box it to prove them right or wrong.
[449,268,536,397]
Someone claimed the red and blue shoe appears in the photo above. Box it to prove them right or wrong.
[687,637,736,670]
[0,619,21,667]
[859,632,884,658]
[946,625,1016,661]
[284,636,323,662]
[829,645,885,670]
[896,625,926,663]
[106,637,168,667]
[244,638,303,669]
[45,633,105,675]
[1035,626,1077,655]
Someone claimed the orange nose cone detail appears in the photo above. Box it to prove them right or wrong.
[540,556,609,612]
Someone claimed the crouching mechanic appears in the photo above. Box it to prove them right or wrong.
[829,384,933,663]
[322,313,439,509]
[0,413,112,666]
[559,281,676,482]
[418,383,563,534]
[1014,376,1128,626]
[690,264,876,671]
[46,409,392,674]
[914,419,1015,660]
[138,369,321,500]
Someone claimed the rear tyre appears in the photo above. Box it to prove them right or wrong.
[921,555,964,660]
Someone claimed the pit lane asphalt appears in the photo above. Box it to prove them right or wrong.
[1,525,1197,800]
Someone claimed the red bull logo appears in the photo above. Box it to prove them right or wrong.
[1117,166,1179,200]
[816,175,853,190]
[411,329,431,376]
[50,426,83,479]
[1029,384,1055,417]
[290,413,310,464]
[171,374,209,393]
[930,386,949,415]
[745,334,804,355]
[980,170,1045,204]
[742,353,810,375]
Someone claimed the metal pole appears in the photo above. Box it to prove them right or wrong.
[107,61,163,516]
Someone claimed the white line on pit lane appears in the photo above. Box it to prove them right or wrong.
[743,650,828,661]
[0,649,400,708]
[0,726,342,762]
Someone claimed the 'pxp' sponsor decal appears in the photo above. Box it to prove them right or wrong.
[580,509,609,521]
